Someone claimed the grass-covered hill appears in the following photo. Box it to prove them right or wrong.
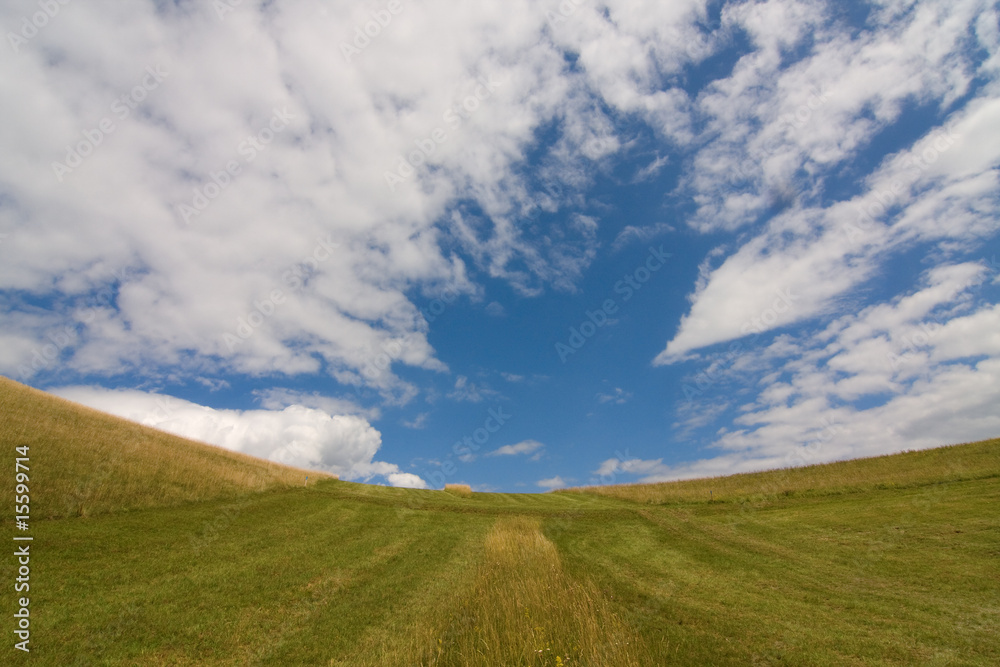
[0,375,332,520]
[560,439,1000,504]
[1,376,998,665]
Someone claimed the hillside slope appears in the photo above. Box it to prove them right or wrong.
[0,375,332,520]
[561,437,1000,504]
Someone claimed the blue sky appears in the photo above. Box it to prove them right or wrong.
[1,0,998,491]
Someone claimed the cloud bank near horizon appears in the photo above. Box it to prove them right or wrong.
[51,386,427,489]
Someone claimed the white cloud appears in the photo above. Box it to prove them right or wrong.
[3,0,699,393]
[657,73,1000,363]
[684,0,988,233]
[253,387,380,421]
[487,439,545,458]
[655,232,844,363]
[631,154,670,183]
[485,301,506,317]
[447,375,499,403]
[611,222,675,252]
[49,386,423,487]
[639,264,1000,483]
[596,387,632,404]
[385,472,429,490]
[403,412,430,430]
[536,475,566,490]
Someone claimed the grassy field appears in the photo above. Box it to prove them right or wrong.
[2,376,998,665]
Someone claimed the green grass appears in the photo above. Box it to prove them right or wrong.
[2,376,998,664]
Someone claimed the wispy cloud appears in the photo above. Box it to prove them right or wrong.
[611,222,675,252]
[596,387,632,404]
[403,412,430,430]
[657,92,1000,364]
[487,439,545,460]
[447,375,500,403]
[629,263,1000,483]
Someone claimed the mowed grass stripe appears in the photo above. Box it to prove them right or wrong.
[24,490,493,665]
[551,476,1000,666]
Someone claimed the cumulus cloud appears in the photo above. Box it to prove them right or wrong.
[253,387,380,421]
[49,386,424,487]
[1,0,700,393]
[385,473,430,490]
[536,475,566,490]
[2,0,997,494]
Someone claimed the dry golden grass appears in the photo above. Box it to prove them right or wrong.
[0,375,334,520]
[422,516,650,666]
[443,483,473,498]
[560,437,1000,505]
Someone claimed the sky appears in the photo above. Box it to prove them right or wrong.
[1,0,998,492]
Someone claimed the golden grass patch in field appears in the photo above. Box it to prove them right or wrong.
[443,483,473,498]
[424,515,649,666]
